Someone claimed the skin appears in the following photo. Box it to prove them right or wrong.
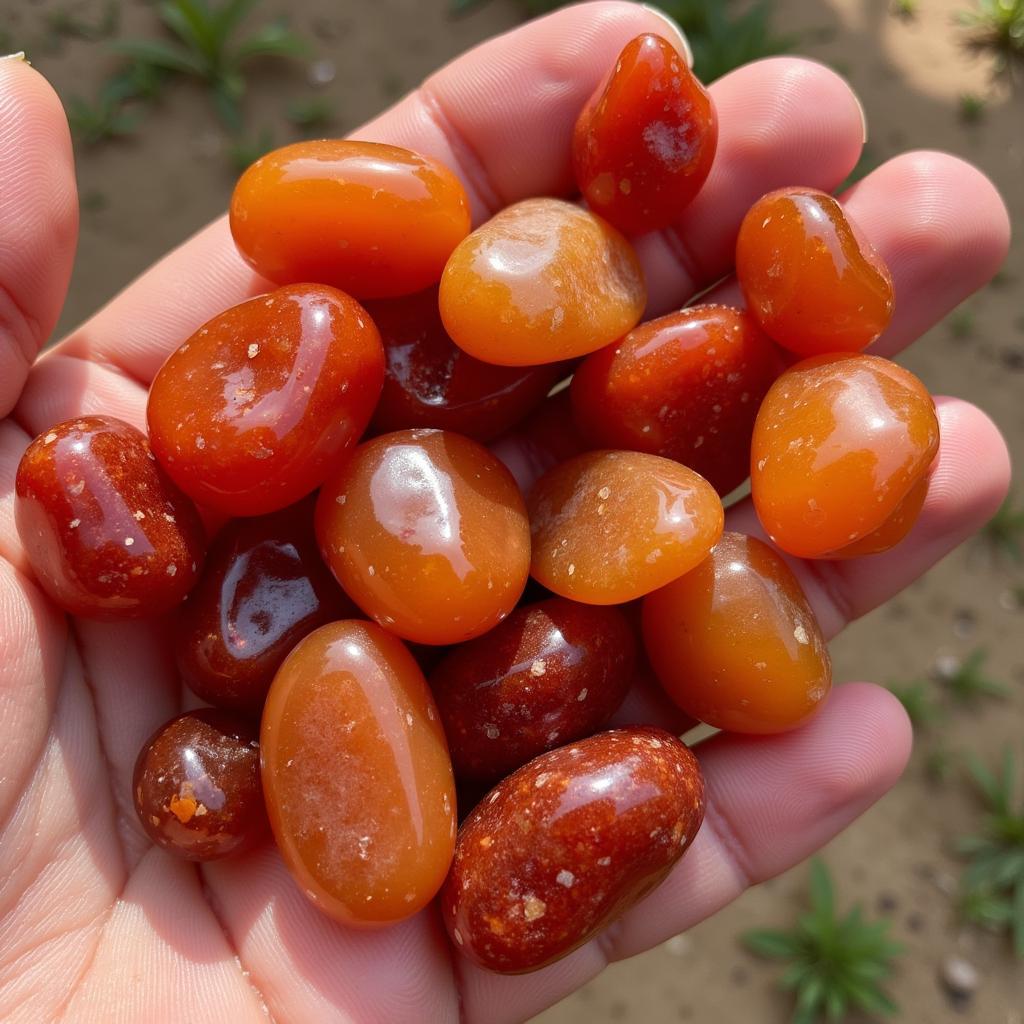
[0,3,1012,1021]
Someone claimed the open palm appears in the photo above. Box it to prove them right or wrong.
[0,4,1011,1022]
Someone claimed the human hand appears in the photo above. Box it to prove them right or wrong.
[0,3,1011,1021]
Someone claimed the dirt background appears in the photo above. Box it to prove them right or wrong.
[1,0,1021,1021]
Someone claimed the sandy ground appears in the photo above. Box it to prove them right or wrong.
[2,0,1021,1021]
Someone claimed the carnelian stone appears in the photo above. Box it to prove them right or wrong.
[261,620,456,925]
[175,501,356,713]
[366,288,561,441]
[316,429,530,644]
[570,305,781,495]
[147,284,384,516]
[736,187,895,356]
[643,532,831,734]
[229,140,471,299]
[133,710,266,861]
[439,198,646,366]
[828,474,930,559]
[751,354,939,559]
[15,416,205,619]
[443,726,705,973]
[528,450,723,604]
[572,33,717,235]
[430,598,635,784]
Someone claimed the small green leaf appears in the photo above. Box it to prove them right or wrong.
[743,929,802,959]
[235,22,308,60]
[808,858,834,918]
[110,39,206,76]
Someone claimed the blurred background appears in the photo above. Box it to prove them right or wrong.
[0,0,1020,1020]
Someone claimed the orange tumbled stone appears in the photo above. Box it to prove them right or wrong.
[528,450,723,604]
[147,284,384,517]
[261,620,456,925]
[643,532,832,734]
[570,304,782,495]
[439,198,646,366]
[230,140,471,299]
[736,187,894,357]
[316,429,530,644]
[751,354,939,559]
[573,33,717,235]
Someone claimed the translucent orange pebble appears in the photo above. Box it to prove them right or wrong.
[316,429,530,644]
[643,532,832,733]
[230,140,471,299]
[439,198,646,366]
[573,33,717,235]
[736,187,894,357]
[528,450,723,604]
[751,354,939,559]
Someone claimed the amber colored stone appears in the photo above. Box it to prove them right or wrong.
[316,429,530,644]
[229,140,471,299]
[133,710,266,861]
[174,501,356,713]
[261,620,456,925]
[439,198,646,366]
[573,34,717,236]
[736,187,895,357]
[15,416,205,619]
[147,284,384,516]
[642,532,831,733]
[430,598,636,783]
[528,450,723,604]
[443,726,705,973]
[366,288,561,442]
[571,305,782,495]
[827,474,930,559]
[751,354,939,559]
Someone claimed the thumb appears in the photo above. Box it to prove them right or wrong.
[0,55,78,418]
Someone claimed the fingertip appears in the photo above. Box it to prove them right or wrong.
[923,396,1012,538]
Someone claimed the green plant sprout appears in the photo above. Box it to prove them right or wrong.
[959,0,1024,81]
[892,0,918,18]
[227,127,275,171]
[957,746,1024,955]
[947,304,976,339]
[925,745,959,784]
[66,92,140,145]
[888,680,942,729]
[979,495,1024,563]
[451,0,795,83]
[743,859,903,1024]
[112,0,307,131]
[941,648,1009,705]
[286,97,333,134]
[958,92,987,121]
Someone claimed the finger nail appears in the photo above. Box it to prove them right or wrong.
[852,90,868,144]
[1,51,30,64]
[640,4,694,68]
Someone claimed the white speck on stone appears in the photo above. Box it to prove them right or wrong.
[576,688,588,702]
[44,432,58,445]
[124,537,134,547]
[530,659,547,677]
[247,343,260,358]
[535,772,551,788]
[357,835,371,861]
[556,869,575,888]
[793,624,810,645]
[453,928,464,945]
[567,563,576,576]
[195,436,206,450]
[164,513,176,523]
[335,494,346,505]
[69,480,85,496]
[406,712,414,727]
[484,723,500,739]
[598,486,611,500]
[597,856,611,866]
[368,565,375,576]
[166,564,177,576]
[523,896,546,922]
[134,510,145,520]
[69,519,80,529]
